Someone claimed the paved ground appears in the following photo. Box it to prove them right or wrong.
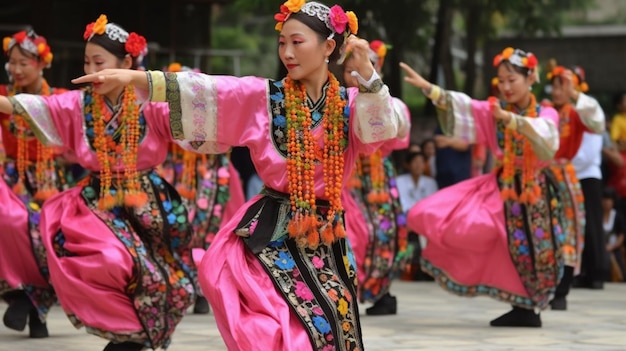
[0,281,624,351]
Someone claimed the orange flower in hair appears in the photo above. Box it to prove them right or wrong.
[93,15,108,35]
[2,37,11,52]
[284,0,305,12]
[346,11,358,35]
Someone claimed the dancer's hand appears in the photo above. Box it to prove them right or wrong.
[400,62,430,90]
[71,69,148,90]
[489,97,511,124]
[562,69,580,101]
[344,36,375,81]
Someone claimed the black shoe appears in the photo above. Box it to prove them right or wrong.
[2,293,31,331]
[550,296,567,311]
[193,296,210,314]
[103,342,144,351]
[589,281,604,290]
[489,307,542,327]
[28,309,48,338]
[365,293,397,316]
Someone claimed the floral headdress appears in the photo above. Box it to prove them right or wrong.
[165,62,200,73]
[547,64,589,93]
[83,15,148,64]
[3,30,53,67]
[493,47,538,71]
[274,1,358,38]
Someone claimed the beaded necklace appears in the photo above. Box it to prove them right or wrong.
[500,94,540,204]
[85,85,146,209]
[284,72,347,248]
[9,79,58,200]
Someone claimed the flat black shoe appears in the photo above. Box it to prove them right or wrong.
[550,296,567,311]
[103,342,144,351]
[28,309,48,338]
[366,293,397,316]
[589,281,604,290]
[490,307,541,327]
[2,293,31,331]
[193,296,210,314]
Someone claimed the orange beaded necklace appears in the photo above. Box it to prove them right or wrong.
[284,72,347,248]
[500,94,540,204]
[9,79,59,200]
[87,85,147,209]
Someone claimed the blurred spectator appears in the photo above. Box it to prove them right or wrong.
[602,187,625,282]
[433,127,471,188]
[396,151,438,281]
[421,139,436,178]
[609,92,626,145]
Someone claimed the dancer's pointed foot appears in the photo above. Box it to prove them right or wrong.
[2,293,31,331]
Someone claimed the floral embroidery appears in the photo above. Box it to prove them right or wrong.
[52,170,195,349]
[348,157,410,303]
[501,170,565,309]
[256,234,363,351]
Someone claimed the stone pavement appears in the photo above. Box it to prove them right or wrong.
[1,281,624,351]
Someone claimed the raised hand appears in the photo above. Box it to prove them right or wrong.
[344,36,375,81]
[399,62,430,90]
[488,96,511,123]
[71,69,148,90]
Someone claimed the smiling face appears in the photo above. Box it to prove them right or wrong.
[83,42,131,97]
[497,63,534,106]
[278,18,333,82]
[6,46,45,92]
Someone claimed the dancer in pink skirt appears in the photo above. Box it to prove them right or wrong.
[0,29,70,339]
[402,47,565,327]
[0,16,197,350]
[71,2,407,349]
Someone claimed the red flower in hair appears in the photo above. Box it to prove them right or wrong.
[125,32,147,57]
[526,54,538,69]
[14,31,27,44]
[83,23,95,40]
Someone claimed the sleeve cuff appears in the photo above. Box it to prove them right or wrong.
[147,70,167,102]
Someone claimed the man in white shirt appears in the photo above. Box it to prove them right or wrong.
[396,152,438,212]
[572,132,609,290]
[396,151,438,281]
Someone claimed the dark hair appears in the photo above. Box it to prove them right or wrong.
[405,151,425,164]
[498,60,531,78]
[88,24,138,70]
[603,187,618,202]
[613,92,626,108]
[421,138,435,149]
[287,12,345,62]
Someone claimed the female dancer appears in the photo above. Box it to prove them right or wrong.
[160,62,245,315]
[71,2,405,349]
[343,39,412,315]
[402,47,564,327]
[0,16,196,350]
[0,29,69,338]
[545,64,605,309]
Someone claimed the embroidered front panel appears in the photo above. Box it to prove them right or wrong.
[502,171,565,309]
[351,156,408,303]
[268,79,350,159]
[51,171,195,349]
[549,163,585,269]
[256,236,362,351]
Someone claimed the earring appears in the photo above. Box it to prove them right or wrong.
[325,57,329,63]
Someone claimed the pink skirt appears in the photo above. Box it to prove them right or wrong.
[0,179,48,291]
[408,174,530,302]
[199,196,312,351]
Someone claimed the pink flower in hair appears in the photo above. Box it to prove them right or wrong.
[329,5,348,34]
